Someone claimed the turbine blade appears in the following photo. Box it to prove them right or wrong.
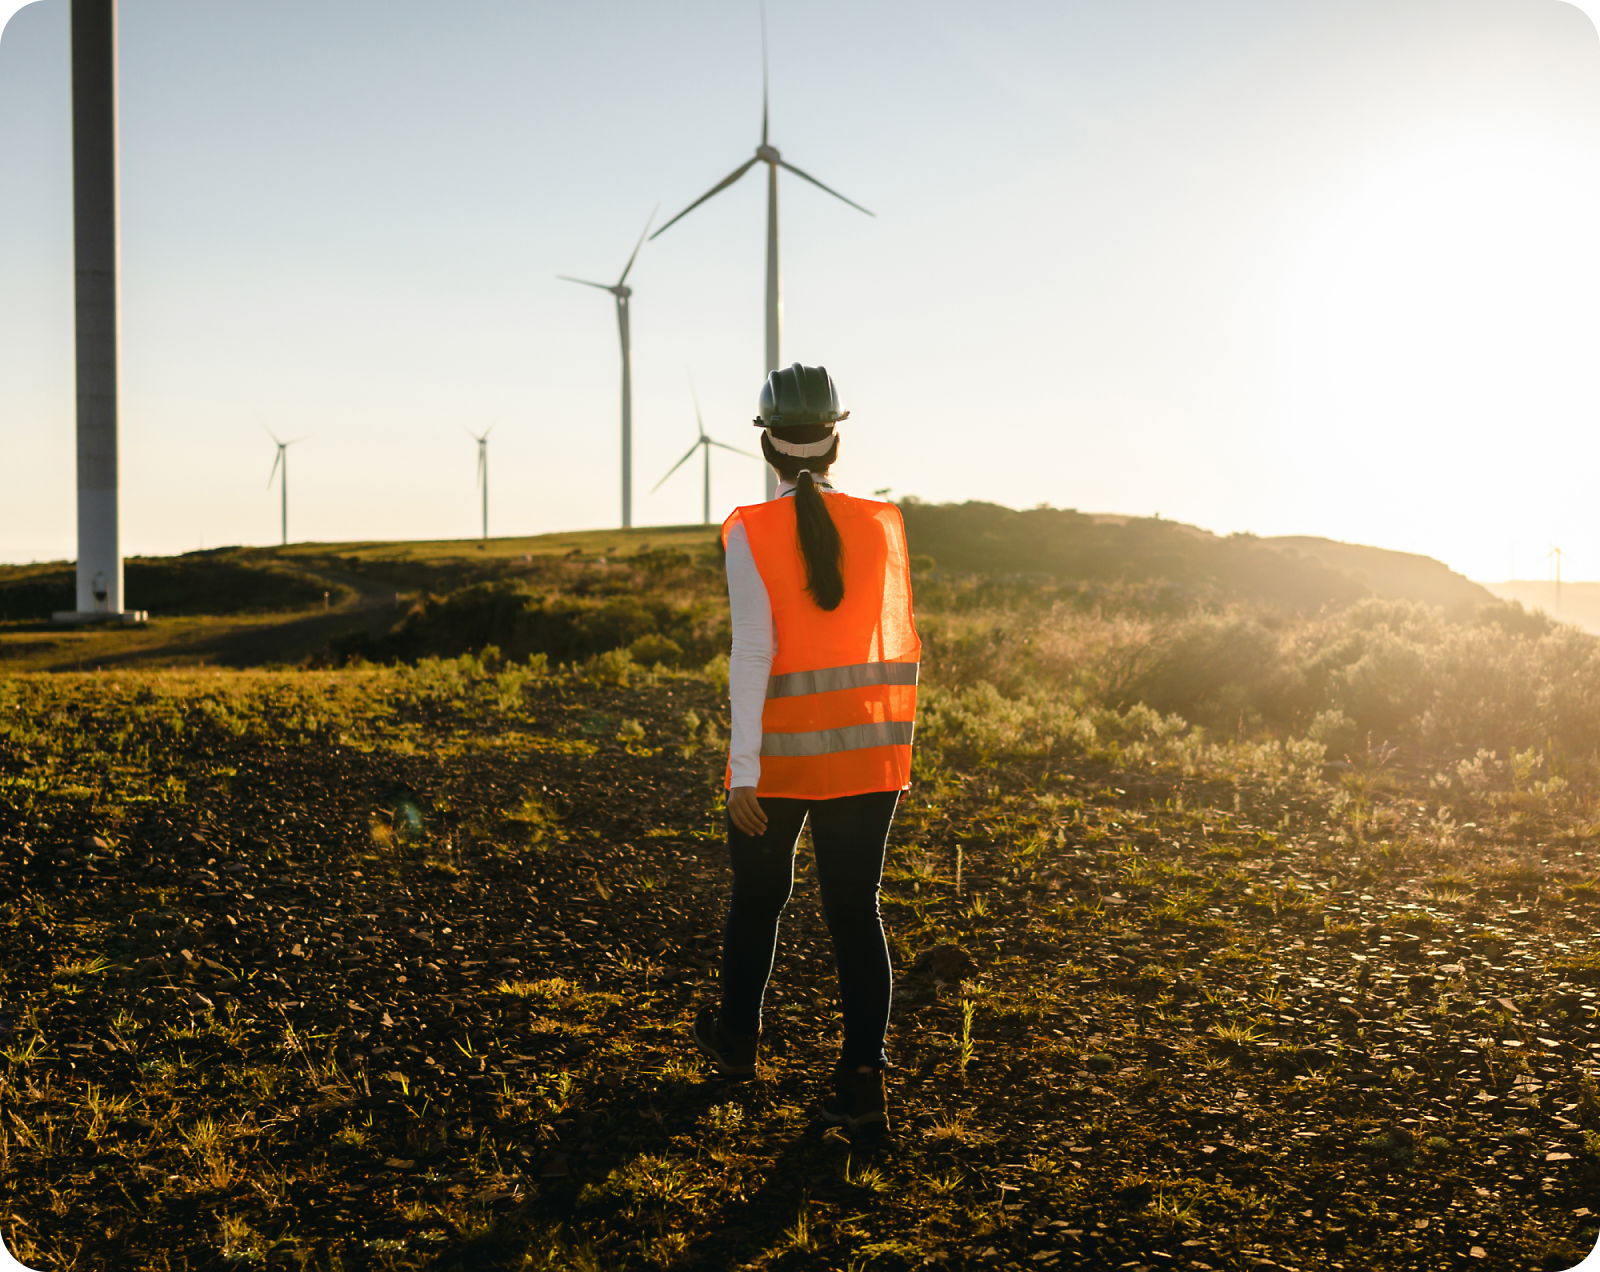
[617,205,659,286]
[688,372,706,439]
[650,158,760,239]
[777,158,874,216]
[761,1,770,147]
[557,275,616,292]
[707,439,762,459]
[262,422,282,445]
[267,449,282,489]
[651,441,703,493]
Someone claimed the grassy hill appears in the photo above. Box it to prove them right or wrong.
[0,550,346,622]
[897,500,1490,614]
[0,504,1498,674]
[1263,535,1489,611]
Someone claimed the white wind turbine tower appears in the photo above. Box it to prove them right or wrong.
[559,208,656,529]
[651,380,761,525]
[1549,545,1565,613]
[649,11,873,500]
[265,428,305,547]
[469,422,495,540]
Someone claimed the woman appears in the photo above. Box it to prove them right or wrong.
[690,363,920,1133]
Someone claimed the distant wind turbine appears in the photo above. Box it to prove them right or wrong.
[649,8,872,501]
[651,380,761,525]
[559,207,657,529]
[1550,545,1565,612]
[265,428,306,547]
[469,421,496,540]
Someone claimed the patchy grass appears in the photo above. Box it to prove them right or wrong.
[3,586,1600,1267]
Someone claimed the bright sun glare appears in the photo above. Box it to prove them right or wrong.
[1273,128,1600,581]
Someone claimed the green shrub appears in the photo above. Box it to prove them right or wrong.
[629,634,685,668]
[328,576,729,669]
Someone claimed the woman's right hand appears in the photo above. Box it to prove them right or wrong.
[727,786,768,837]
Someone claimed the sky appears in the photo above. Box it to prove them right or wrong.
[1,0,1598,582]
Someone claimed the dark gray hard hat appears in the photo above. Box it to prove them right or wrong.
[754,363,851,428]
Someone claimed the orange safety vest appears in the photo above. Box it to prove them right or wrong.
[721,491,921,799]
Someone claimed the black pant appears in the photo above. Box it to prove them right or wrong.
[719,788,900,1071]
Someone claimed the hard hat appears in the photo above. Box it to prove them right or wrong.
[754,363,850,429]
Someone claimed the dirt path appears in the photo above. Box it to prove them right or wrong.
[0,560,410,672]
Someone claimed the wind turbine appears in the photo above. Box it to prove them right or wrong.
[469,421,496,540]
[651,381,761,525]
[649,10,873,500]
[265,428,305,547]
[1549,545,1565,613]
[559,208,656,529]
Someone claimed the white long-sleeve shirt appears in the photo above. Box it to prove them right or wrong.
[725,476,838,787]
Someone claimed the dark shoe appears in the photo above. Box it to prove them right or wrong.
[690,1005,759,1077]
[820,1065,887,1131]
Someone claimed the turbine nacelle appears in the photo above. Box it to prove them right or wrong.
[755,144,781,164]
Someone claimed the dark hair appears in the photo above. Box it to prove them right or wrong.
[760,427,843,610]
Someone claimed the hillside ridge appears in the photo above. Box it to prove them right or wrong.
[895,499,1490,612]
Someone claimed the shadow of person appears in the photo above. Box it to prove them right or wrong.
[672,1103,909,1267]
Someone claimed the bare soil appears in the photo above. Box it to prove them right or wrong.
[2,669,1597,1270]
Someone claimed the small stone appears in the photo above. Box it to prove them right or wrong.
[912,944,977,983]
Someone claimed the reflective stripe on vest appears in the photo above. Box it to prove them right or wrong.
[722,492,922,799]
[760,719,915,758]
[766,659,920,700]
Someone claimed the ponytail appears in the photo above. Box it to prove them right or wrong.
[758,429,845,610]
[793,470,844,611]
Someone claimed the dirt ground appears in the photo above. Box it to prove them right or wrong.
[2,665,1598,1270]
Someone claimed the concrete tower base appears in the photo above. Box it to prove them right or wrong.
[51,610,147,625]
